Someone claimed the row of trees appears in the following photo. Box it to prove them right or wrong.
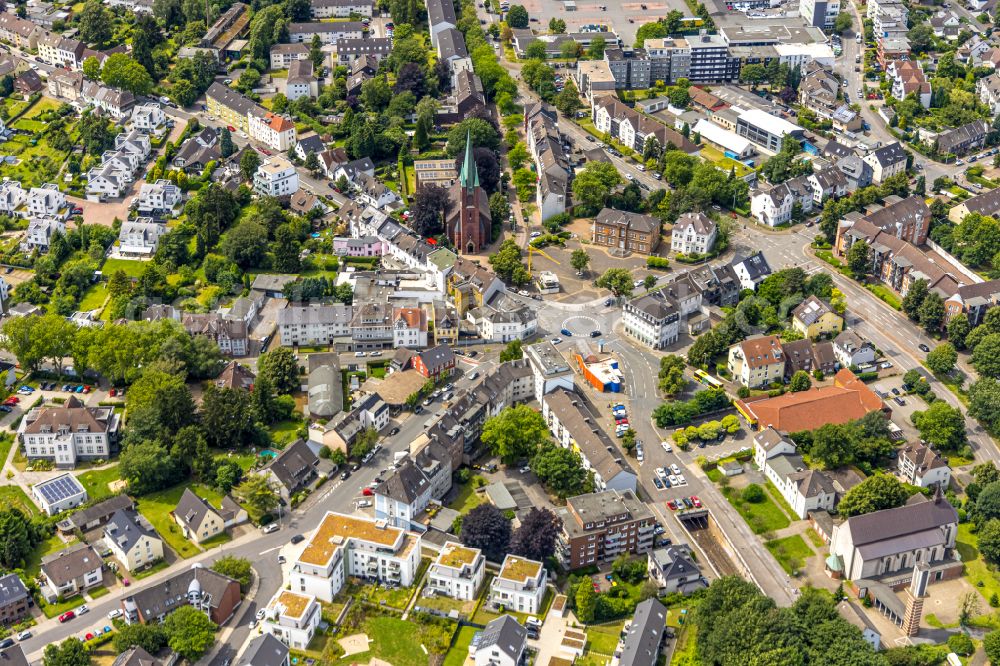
[459,504,560,563]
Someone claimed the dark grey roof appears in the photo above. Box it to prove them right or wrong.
[297,134,325,156]
[105,509,158,554]
[476,615,526,660]
[239,634,288,666]
[67,494,135,530]
[596,208,659,234]
[418,344,455,371]
[112,647,160,666]
[649,546,701,584]
[41,543,102,587]
[866,141,907,167]
[619,599,666,666]
[376,460,430,504]
[0,647,28,666]
[124,565,238,621]
[843,495,957,547]
[288,21,364,33]
[0,574,27,608]
[174,488,219,532]
[265,439,319,492]
[427,0,457,27]
[734,251,772,280]
[937,120,989,154]
[437,27,468,60]
[958,186,1000,217]
[206,82,259,119]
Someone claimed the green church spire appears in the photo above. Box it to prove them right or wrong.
[459,129,479,191]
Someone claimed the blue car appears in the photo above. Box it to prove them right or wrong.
[561,328,572,336]
[18,386,32,392]
[75,385,84,393]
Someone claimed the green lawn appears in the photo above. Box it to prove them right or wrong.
[336,615,455,666]
[764,480,798,522]
[101,258,147,278]
[0,433,15,469]
[23,96,62,119]
[269,419,303,447]
[133,559,170,580]
[0,484,37,516]
[75,465,122,502]
[27,534,79,578]
[12,119,46,132]
[447,477,485,514]
[805,528,826,549]
[866,283,902,310]
[215,449,261,472]
[442,625,477,666]
[765,535,814,575]
[957,523,1000,604]
[722,486,790,534]
[586,622,625,655]
[135,483,227,559]
[39,594,83,619]
[78,284,108,312]
[88,586,109,599]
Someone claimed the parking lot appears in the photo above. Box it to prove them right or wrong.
[495,0,689,45]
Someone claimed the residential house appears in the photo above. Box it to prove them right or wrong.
[0,12,40,49]
[557,489,655,569]
[14,69,41,94]
[622,288,684,350]
[898,442,951,489]
[886,60,931,108]
[285,60,319,101]
[471,616,526,666]
[935,119,990,156]
[287,21,364,44]
[488,555,547,613]
[112,648,161,666]
[38,32,84,69]
[948,185,1000,223]
[19,396,120,468]
[135,180,183,217]
[374,459,433,530]
[413,344,455,379]
[310,0,374,18]
[39,543,103,602]
[270,43,309,69]
[118,219,168,257]
[426,0,457,47]
[591,208,661,255]
[181,313,249,356]
[781,338,835,377]
[808,168,848,206]
[647,547,706,595]
[277,305,353,347]
[103,509,164,572]
[833,330,876,368]
[670,212,717,255]
[355,173,399,209]
[250,112,298,153]
[295,134,326,161]
[173,488,246,544]
[0,181,24,216]
[836,154,874,192]
[290,511,422,602]
[81,81,135,119]
[26,183,67,218]
[727,335,786,388]
[791,295,843,339]
[121,564,242,625]
[21,218,66,254]
[0,575,29,626]
[61,495,135,533]
[47,68,83,101]
[261,591,321,650]
[264,439,320,502]
[131,104,166,133]
[750,175,814,227]
[944,280,1000,326]
[238,635,289,666]
[254,157,300,197]
[862,142,908,184]
[172,128,221,173]
[732,252,773,290]
[978,72,1000,116]
[427,542,485,601]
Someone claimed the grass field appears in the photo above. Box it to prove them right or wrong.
[101,258,147,278]
[23,96,62,118]
[957,523,1000,605]
[0,433,15,469]
[722,486,790,534]
[136,483,227,559]
[442,625,477,666]
[76,465,122,502]
[39,594,83,619]
[78,284,109,312]
[0,484,37,516]
[764,480,798,522]
[765,535,814,575]
[268,419,303,447]
[27,534,80,578]
[447,477,485,514]
[335,615,454,666]
[586,622,625,655]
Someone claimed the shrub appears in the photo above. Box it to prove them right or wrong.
[647,256,670,270]
[742,484,765,503]
[947,633,974,656]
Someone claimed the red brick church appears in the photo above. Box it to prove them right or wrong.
[446,131,492,254]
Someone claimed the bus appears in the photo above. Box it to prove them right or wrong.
[693,369,723,389]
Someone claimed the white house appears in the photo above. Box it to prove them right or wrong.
[131,104,166,133]
[427,542,485,601]
[21,218,66,253]
[290,512,421,602]
[471,616,526,666]
[750,175,814,227]
[670,212,717,255]
[103,509,164,572]
[753,427,836,519]
[355,173,400,209]
[0,180,27,215]
[136,180,183,216]
[277,305,354,346]
[373,459,432,530]
[86,162,127,199]
[732,252,773,290]
[118,218,168,257]
[39,544,103,602]
[833,330,876,368]
[32,473,88,516]
[392,307,428,349]
[285,60,319,101]
[254,157,300,197]
[18,396,120,468]
[488,555,547,614]
[248,112,297,152]
[26,183,67,218]
[262,591,321,650]
[898,442,951,489]
[862,142,908,185]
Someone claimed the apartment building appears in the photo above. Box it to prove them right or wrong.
[287,21,364,44]
[290,512,421,602]
[750,175,814,227]
[791,295,843,339]
[591,208,661,255]
[622,289,681,350]
[310,0,374,17]
[262,591,321,650]
[487,555,547,614]
[277,305,354,346]
[427,542,485,601]
[799,0,840,28]
[671,212,717,255]
[897,442,951,489]
[727,335,786,388]
[254,157,300,197]
[862,142,908,184]
[18,396,120,467]
[558,489,656,569]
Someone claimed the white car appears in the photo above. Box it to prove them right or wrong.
[256,609,266,621]
[636,448,644,463]
[668,474,678,485]
[655,467,667,480]
[660,441,672,452]
[530,231,541,238]
[107,609,122,620]
[76,605,89,615]
[676,474,687,485]
[670,463,681,475]
[261,523,280,534]
[625,173,634,180]
[357,499,372,508]
[15,631,31,641]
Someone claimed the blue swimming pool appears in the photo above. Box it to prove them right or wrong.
[260,449,278,459]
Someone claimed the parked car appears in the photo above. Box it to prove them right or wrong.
[59,611,75,623]
[919,343,930,353]
[340,470,351,480]
[277,555,286,564]
[261,523,280,534]
[389,427,400,436]
[15,631,30,641]
[560,328,572,336]
[0,639,13,649]
[590,330,601,338]
[691,496,702,508]
[76,605,89,615]
[290,534,305,544]
[362,487,374,496]
[653,477,664,490]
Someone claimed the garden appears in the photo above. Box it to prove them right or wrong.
[134,482,231,558]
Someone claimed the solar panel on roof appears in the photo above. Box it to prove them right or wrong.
[36,475,84,503]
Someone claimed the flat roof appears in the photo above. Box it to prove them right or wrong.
[737,108,804,137]
[498,555,542,582]
[694,119,754,154]
[524,341,571,377]
[298,512,402,566]
[437,542,480,568]
[270,591,312,620]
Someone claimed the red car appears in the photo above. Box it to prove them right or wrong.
[227,125,237,132]
[3,397,18,406]
[362,487,374,496]
[83,385,91,393]
[85,633,94,641]
[58,611,75,623]
[261,149,272,156]
[667,500,678,511]
[122,578,130,586]
[109,388,117,397]
[691,496,702,508]
[615,418,628,425]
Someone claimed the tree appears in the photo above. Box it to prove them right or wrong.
[489,192,510,226]
[240,149,261,181]
[113,624,168,655]
[833,11,853,33]
[974,333,1000,378]
[234,474,280,519]
[742,484,765,503]
[211,556,253,591]
[587,37,606,59]
[525,40,548,60]
[948,314,972,349]
[971,378,1000,434]
[506,4,529,28]
[740,63,766,89]
[549,17,566,33]
[79,0,112,46]
[43,639,89,666]
[512,168,536,203]
[481,404,548,463]
[82,56,101,80]
[499,339,523,362]
[101,53,153,95]
[131,12,162,79]
[554,78,582,118]
[460,504,511,561]
[200,385,256,448]
[570,249,590,274]
[948,633,975,657]
[927,342,958,375]
[658,355,687,397]
[446,118,500,157]
[789,370,812,392]
[507,142,530,171]
[163,605,217,662]
[531,445,590,498]
[846,239,871,276]
[509,507,561,560]
[572,161,621,213]
[215,459,243,492]
[0,508,40,568]
[837,473,909,517]
[489,239,529,285]
[985,631,1000,664]
[901,278,929,320]
[918,292,945,333]
[309,34,324,70]
[409,183,452,237]
[978,519,1000,564]
[220,128,235,158]
[221,221,268,268]
[575,578,597,622]
[120,440,185,495]
[643,275,657,292]
[596,268,634,299]
[258,347,300,394]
